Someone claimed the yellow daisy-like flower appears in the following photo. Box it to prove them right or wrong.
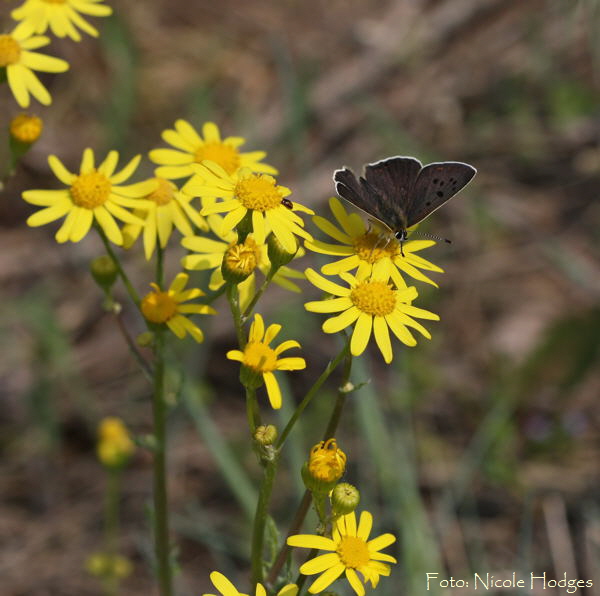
[287,510,397,596]
[149,120,277,181]
[203,570,298,596]
[304,268,440,363]
[122,176,208,260]
[11,0,112,42]
[0,22,69,108]
[140,273,216,343]
[181,214,305,306]
[10,112,43,144]
[189,161,314,254]
[306,197,444,287]
[226,313,306,409]
[22,148,154,245]
[96,417,135,468]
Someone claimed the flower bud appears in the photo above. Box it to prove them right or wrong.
[90,255,118,292]
[267,232,298,269]
[10,113,43,145]
[221,237,259,284]
[302,438,346,494]
[331,482,360,515]
[255,424,278,446]
[97,417,135,468]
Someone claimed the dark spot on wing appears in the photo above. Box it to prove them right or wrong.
[436,191,443,198]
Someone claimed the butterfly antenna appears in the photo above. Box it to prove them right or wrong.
[409,231,451,244]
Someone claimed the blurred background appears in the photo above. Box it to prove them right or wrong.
[1,1,599,594]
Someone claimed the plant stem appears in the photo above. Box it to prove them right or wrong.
[246,386,261,435]
[226,284,247,348]
[241,268,276,321]
[152,327,172,596]
[250,453,278,587]
[103,467,121,596]
[266,344,352,587]
[276,341,349,450]
[96,226,141,306]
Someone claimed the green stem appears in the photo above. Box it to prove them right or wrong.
[103,468,121,596]
[241,267,276,321]
[113,309,153,381]
[276,341,349,450]
[152,327,172,596]
[266,344,352,588]
[250,453,278,587]
[226,284,246,348]
[96,226,141,306]
[246,387,261,435]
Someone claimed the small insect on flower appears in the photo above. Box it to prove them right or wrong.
[149,120,277,181]
[304,268,439,363]
[189,161,314,254]
[281,197,294,209]
[202,570,297,596]
[0,22,69,108]
[11,0,113,42]
[226,313,306,409]
[22,148,155,245]
[287,509,397,596]
[140,273,216,343]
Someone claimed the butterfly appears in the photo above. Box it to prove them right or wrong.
[333,156,476,254]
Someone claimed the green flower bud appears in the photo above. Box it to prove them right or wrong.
[90,255,118,292]
[331,482,360,515]
[255,424,278,445]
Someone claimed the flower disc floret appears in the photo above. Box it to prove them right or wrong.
[226,313,305,409]
[194,142,241,174]
[304,269,440,363]
[147,177,175,205]
[305,197,443,287]
[141,284,178,323]
[0,35,21,65]
[10,113,43,143]
[22,149,154,245]
[70,171,112,208]
[350,280,396,317]
[287,510,397,596]
[308,438,347,483]
[0,23,69,107]
[235,174,283,212]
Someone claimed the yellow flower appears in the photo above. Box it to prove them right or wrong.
[122,176,208,260]
[11,0,112,42]
[0,22,69,107]
[22,148,154,245]
[203,570,297,596]
[226,313,306,409]
[308,438,347,484]
[189,161,314,254]
[96,417,134,468]
[304,268,440,363]
[306,197,444,287]
[10,112,43,143]
[149,120,277,181]
[287,510,397,596]
[140,273,216,343]
[181,214,305,309]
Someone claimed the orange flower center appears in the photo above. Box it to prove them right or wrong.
[350,280,396,317]
[308,438,346,483]
[147,177,175,205]
[243,342,277,373]
[141,285,178,323]
[353,231,399,264]
[194,142,241,175]
[337,535,371,568]
[10,113,43,144]
[234,174,283,212]
[0,35,21,66]
[70,171,112,209]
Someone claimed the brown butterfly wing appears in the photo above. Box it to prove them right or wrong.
[334,167,389,226]
[405,161,476,227]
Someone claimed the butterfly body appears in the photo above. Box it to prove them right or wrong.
[333,156,476,253]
